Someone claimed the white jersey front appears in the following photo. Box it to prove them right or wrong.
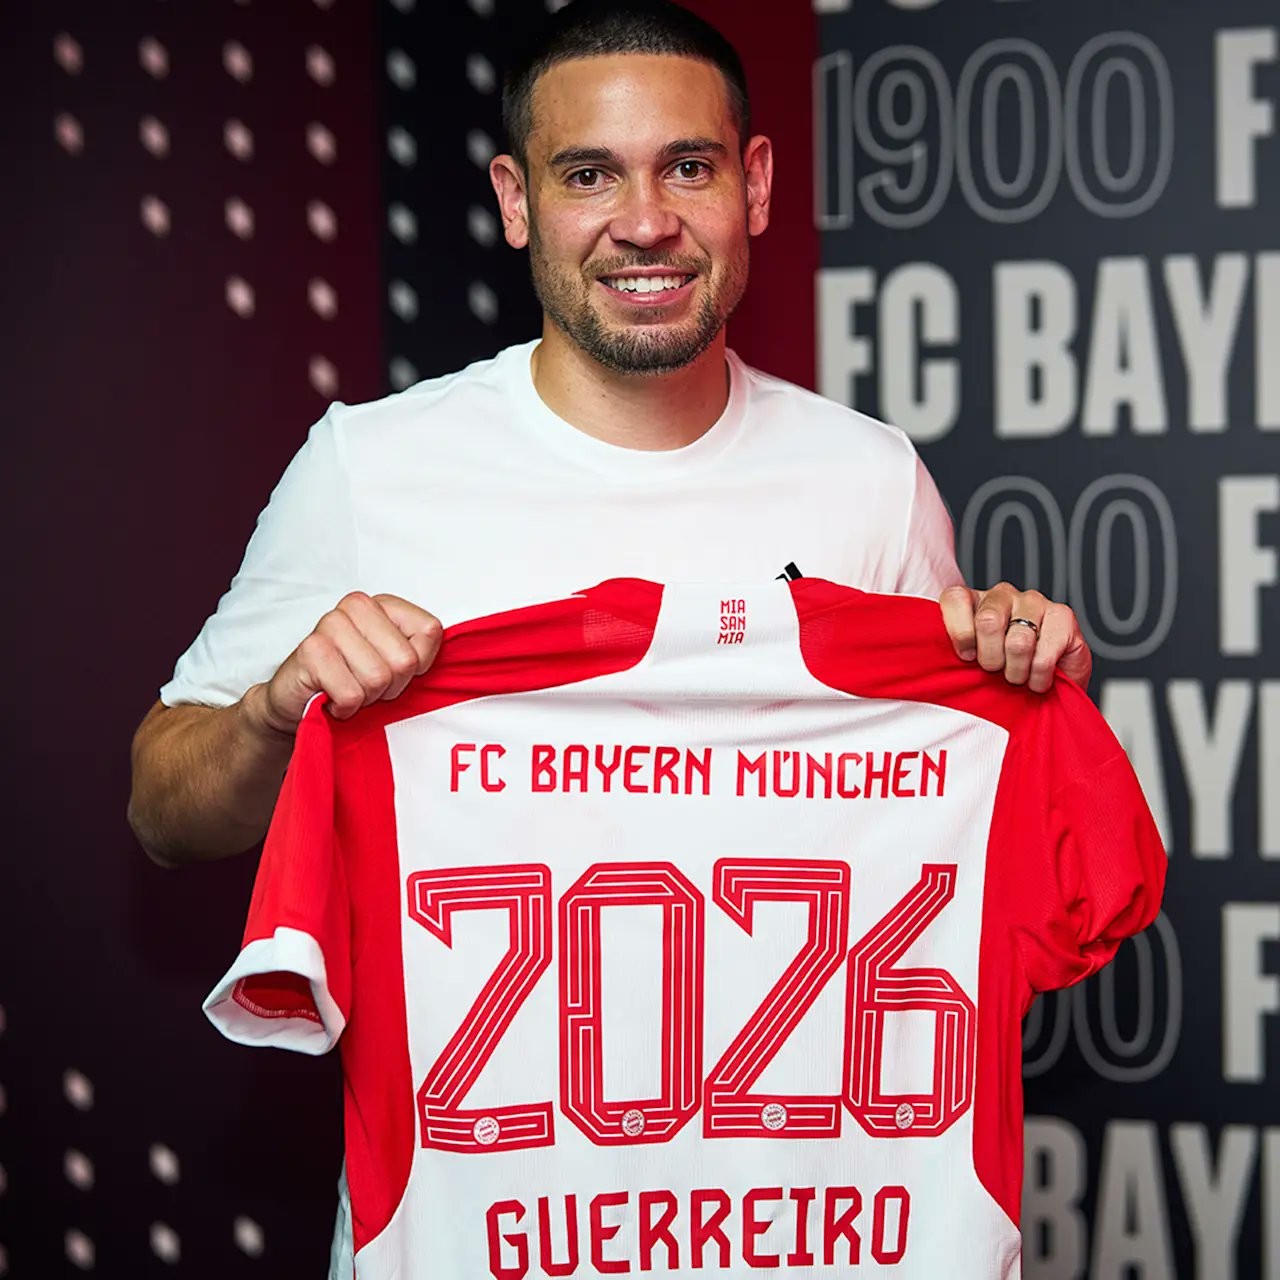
[205,579,1164,1279]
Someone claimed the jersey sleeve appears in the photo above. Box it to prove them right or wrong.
[1005,684,1167,994]
[160,407,358,708]
[895,453,964,597]
[203,698,352,1054]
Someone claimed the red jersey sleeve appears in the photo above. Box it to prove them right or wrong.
[1004,681,1167,995]
[203,696,351,1054]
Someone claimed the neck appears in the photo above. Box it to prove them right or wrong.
[530,322,731,451]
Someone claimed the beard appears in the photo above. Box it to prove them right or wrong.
[527,229,748,376]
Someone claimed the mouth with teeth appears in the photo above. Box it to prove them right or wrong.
[600,272,696,297]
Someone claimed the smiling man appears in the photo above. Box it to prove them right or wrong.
[129,2,1095,1273]
[130,0,1091,868]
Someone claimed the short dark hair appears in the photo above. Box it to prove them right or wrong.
[502,0,751,167]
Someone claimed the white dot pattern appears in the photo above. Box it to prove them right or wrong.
[233,1217,265,1257]
[223,41,253,83]
[307,200,337,241]
[468,280,499,325]
[63,1069,94,1111]
[140,195,171,237]
[307,122,337,164]
[389,357,419,390]
[55,113,84,155]
[308,278,338,319]
[309,355,339,397]
[64,1149,94,1191]
[138,37,169,79]
[386,49,416,91]
[150,1222,180,1264]
[149,1143,180,1186]
[388,202,417,244]
[466,129,495,169]
[65,1230,94,1270]
[225,197,255,239]
[467,205,498,247]
[306,45,336,86]
[54,33,84,75]
[465,53,495,94]
[226,276,256,318]
[139,115,170,158]
[387,126,417,167]
[389,280,419,321]
[223,119,254,161]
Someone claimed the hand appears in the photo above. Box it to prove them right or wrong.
[242,592,443,738]
[938,583,1092,693]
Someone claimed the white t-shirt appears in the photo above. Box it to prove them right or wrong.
[204,579,1165,1280]
[161,342,961,708]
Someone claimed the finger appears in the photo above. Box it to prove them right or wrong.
[372,594,444,674]
[1001,600,1046,686]
[284,631,372,721]
[313,609,399,708]
[937,585,980,661]
[1030,602,1090,693]
[337,593,435,699]
[972,583,1019,673]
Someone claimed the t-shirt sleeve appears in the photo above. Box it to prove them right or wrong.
[203,699,352,1054]
[160,407,358,708]
[1007,685,1168,995]
[895,452,964,597]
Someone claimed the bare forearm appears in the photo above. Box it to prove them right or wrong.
[128,688,295,866]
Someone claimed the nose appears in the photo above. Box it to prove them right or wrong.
[607,175,681,249]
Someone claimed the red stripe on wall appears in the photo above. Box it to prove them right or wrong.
[685,1,817,390]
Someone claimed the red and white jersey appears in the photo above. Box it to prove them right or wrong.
[205,579,1165,1280]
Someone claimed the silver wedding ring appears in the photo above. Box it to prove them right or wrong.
[1008,617,1041,638]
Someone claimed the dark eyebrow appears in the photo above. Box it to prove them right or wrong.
[548,145,619,169]
[659,137,729,161]
[547,138,730,169]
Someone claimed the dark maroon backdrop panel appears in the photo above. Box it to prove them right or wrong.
[2,2,382,1274]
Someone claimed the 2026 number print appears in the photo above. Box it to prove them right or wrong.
[406,860,975,1153]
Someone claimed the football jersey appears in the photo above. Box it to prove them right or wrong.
[205,579,1165,1280]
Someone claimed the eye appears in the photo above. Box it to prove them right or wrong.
[568,168,603,189]
[674,159,710,180]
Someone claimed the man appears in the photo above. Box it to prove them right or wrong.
[129,6,1116,1276]
[128,0,1090,870]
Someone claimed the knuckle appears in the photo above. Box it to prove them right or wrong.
[338,591,371,611]
[363,658,393,690]
[388,650,417,678]
[315,608,348,637]
[296,632,333,664]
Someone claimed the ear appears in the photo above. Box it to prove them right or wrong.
[742,134,773,237]
[489,153,530,250]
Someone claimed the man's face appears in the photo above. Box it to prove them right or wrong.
[500,54,771,376]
